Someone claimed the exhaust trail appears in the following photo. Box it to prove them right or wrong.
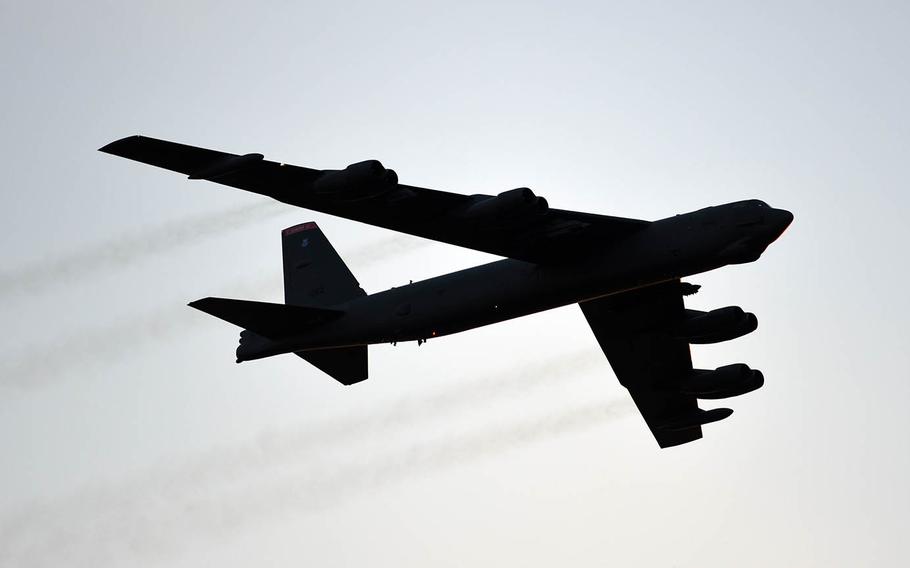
[344,233,435,266]
[0,200,289,298]
[0,392,630,568]
[115,349,605,492]
[0,234,433,390]
[0,275,276,390]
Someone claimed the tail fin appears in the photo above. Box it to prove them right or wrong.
[296,347,368,385]
[191,223,371,385]
[282,222,366,307]
[282,222,370,385]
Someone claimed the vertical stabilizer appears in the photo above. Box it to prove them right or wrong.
[282,222,370,384]
[282,222,366,307]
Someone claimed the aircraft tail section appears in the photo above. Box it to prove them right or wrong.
[282,222,366,307]
[189,297,343,340]
[189,223,371,384]
[296,347,368,385]
[281,222,371,383]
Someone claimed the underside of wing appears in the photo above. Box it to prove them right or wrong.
[100,135,649,263]
[580,281,761,448]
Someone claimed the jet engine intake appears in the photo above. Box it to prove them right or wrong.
[459,187,548,223]
[676,306,758,344]
[681,364,764,399]
[313,160,399,200]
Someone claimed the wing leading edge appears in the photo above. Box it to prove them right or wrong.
[99,135,649,263]
[580,281,734,448]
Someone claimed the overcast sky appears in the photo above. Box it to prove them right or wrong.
[1,1,908,566]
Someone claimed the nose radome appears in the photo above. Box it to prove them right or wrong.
[778,209,794,228]
[771,208,793,238]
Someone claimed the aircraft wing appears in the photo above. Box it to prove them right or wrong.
[99,135,649,263]
[580,281,732,448]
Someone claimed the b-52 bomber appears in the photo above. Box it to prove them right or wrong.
[101,136,793,448]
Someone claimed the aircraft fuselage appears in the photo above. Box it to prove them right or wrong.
[238,200,792,361]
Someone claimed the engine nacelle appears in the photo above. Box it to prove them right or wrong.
[659,407,734,431]
[676,306,758,344]
[681,364,764,399]
[459,187,549,223]
[313,159,398,200]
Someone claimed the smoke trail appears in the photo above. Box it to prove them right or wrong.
[0,200,289,298]
[0,394,630,568]
[121,349,604,492]
[344,233,435,266]
[0,234,432,390]
[0,279,271,390]
[0,351,606,521]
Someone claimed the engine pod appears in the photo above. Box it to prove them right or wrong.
[696,370,764,399]
[681,364,764,398]
[660,408,734,431]
[313,160,398,200]
[458,187,549,223]
[676,307,758,344]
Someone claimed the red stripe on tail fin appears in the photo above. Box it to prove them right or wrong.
[282,222,319,236]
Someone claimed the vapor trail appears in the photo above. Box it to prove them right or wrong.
[0,234,432,390]
[0,392,630,567]
[0,200,289,298]
[344,233,435,266]
[120,349,604,492]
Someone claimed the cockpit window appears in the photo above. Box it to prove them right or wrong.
[734,200,769,209]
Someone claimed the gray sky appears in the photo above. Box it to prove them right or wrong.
[1,1,908,566]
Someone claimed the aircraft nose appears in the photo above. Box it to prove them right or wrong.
[771,208,793,239]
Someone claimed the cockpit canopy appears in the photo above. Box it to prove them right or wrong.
[731,199,769,209]
[730,200,769,227]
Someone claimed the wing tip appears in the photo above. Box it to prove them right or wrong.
[657,427,703,448]
[187,297,218,314]
[98,135,143,154]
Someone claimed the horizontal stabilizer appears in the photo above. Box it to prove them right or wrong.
[296,347,368,385]
[188,297,343,339]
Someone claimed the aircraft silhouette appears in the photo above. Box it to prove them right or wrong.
[101,136,793,447]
